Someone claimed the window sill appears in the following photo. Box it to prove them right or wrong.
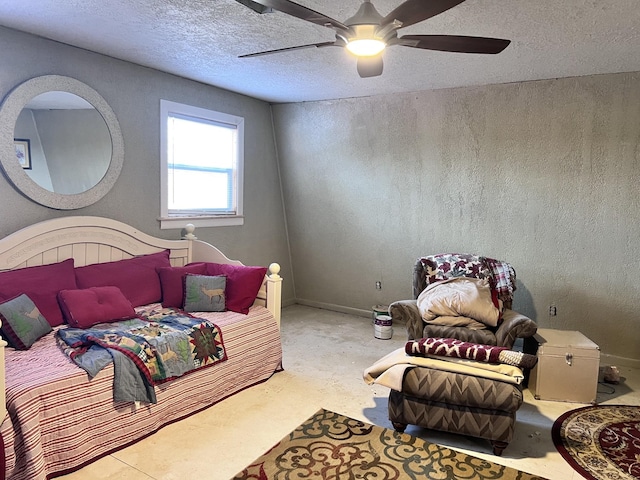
[159,215,244,230]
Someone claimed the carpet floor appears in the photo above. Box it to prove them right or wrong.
[552,404,640,480]
[232,408,547,480]
[57,305,640,480]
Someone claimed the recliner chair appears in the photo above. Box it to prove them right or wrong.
[389,253,537,348]
[386,253,537,455]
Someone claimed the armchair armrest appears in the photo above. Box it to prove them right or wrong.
[389,300,423,340]
[495,309,537,348]
[390,301,537,349]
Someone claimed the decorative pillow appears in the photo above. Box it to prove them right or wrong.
[157,263,207,308]
[58,286,137,329]
[200,263,267,314]
[183,274,226,312]
[0,294,53,350]
[75,250,171,307]
[405,337,538,369]
[420,254,491,285]
[0,258,77,327]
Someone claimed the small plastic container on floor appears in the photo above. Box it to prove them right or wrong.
[374,314,393,339]
[372,304,389,322]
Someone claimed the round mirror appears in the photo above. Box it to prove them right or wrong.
[18,91,112,195]
[0,75,124,209]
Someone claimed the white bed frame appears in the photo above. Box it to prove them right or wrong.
[0,215,282,436]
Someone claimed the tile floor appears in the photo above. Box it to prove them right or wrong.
[60,304,640,480]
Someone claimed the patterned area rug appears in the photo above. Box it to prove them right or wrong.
[552,404,640,480]
[232,408,546,480]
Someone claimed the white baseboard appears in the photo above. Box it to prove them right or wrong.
[281,297,297,308]
[600,353,640,369]
[294,298,372,319]
[289,300,640,366]
[292,299,409,330]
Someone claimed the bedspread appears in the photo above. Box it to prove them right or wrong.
[57,307,227,402]
[2,304,282,480]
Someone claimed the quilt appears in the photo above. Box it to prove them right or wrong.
[56,306,227,402]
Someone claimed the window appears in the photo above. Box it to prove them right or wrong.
[160,100,244,229]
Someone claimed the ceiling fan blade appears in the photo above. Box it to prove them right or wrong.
[381,0,466,29]
[239,41,339,58]
[248,0,348,32]
[357,55,384,78]
[396,35,511,54]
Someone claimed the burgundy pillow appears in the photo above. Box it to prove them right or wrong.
[75,250,171,307]
[157,263,207,308]
[0,258,77,327]
[58,286,137,329]
[199,263,267,314]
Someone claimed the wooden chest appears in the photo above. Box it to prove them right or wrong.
[528,328,600,404]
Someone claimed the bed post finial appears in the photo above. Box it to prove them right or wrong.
[266,263,282,328]
[268,262,281,279]
[182,223,197,240]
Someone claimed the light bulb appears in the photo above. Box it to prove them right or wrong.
[346,39,386,57]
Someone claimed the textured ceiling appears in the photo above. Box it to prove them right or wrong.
[0,0,639,104]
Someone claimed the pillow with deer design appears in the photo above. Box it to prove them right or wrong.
[183,274,226,312]
[0,294,53,350]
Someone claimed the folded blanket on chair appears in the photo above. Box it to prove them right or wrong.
[364,347,524,392]
[406,337,538,369]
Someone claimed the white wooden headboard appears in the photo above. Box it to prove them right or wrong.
[0,216,282,421]
[0,216,192,270]
[0,216,281,315]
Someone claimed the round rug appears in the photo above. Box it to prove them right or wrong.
[552,404,640,480]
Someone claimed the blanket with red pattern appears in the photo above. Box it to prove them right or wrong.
[406,337,537,369]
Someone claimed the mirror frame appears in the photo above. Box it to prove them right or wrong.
[0,75,124,209]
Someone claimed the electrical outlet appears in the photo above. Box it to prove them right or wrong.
[375,281,382,290]
[549,305,557,316]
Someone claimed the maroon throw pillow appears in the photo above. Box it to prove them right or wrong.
[0,258,77,327]
[75,250,171,307]
[58,286,137,329]
[199,263,267,314]
[157,263,207,308]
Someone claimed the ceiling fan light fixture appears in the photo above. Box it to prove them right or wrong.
[346,38,386,56]
[344,0,384,26]
[240,0,513,77]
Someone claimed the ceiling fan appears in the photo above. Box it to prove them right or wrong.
[239,0,511,78]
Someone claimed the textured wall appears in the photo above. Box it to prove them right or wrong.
[0,27,293,303]
[272,72,640,362]
[2,26,639,361]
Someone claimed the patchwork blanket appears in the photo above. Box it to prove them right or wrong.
[57,306,227,403]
